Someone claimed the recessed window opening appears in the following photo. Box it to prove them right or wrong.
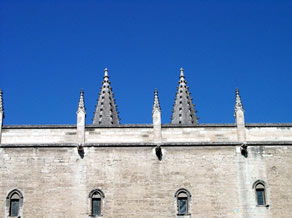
[175,188,191,216]
[6,189,23,218]
[255,183,266,206]
[92,196,101,215]
[10,196,20,216]
[253,180,267,206]
[89,189,104,217]
[178,195,188,215]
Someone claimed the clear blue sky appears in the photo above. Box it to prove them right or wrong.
[1,0,292,124]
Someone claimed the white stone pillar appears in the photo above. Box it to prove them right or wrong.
[0,89,3,144]
[77,89,86,146]
[234,89,246,142]
[0,111,3,144]
[152,89,162,144]
[236,109,246,142]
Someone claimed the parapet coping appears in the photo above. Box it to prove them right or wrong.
[2,123,292,129]
[1,141,292,148]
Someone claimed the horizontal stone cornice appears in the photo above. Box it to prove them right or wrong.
[3,123,292,129]
[2,141,292,148]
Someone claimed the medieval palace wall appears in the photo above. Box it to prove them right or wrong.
[0,70,291,217]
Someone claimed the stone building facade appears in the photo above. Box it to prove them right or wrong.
[0,68,291,218]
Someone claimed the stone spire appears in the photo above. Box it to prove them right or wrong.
[171,68,198,125]
[92,68,120,125]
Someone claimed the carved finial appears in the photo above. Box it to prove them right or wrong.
[77,89,86,113]
[152,89,161,113]
[104,68,108,77]
[180,67,184,77]
[236,88,239,96]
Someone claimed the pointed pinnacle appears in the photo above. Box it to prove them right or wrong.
[77,89,86,113]
[235,88,244,112]
[153,88,161,113]
[0,89,3,113]
[154,88,158,96]
[235,88,241,104]
[236,88,240,96]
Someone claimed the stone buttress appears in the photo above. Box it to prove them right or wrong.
[77,89,86,146]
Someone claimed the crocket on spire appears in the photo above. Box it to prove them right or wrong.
[77,89,86,114]
[152,89,161,114]
[92,68,120,125]
[0,89,4,118]
[171,68,198,125]
[234,88,244,119]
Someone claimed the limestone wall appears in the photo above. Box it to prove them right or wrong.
[1,127,77,144]
[85,127,154,144]
[2,125,292,145]
[246,127,292,141]
[1,124,292,217]
[0,145,291,217]
[162,127,238,143]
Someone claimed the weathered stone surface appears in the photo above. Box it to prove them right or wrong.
[0,144,292,217]
[1,123,292,217]
[1,68,291,217]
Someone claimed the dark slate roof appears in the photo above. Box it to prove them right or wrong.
[92,68,120,125]
[170,68,198,125]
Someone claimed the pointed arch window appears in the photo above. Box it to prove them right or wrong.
[6,189,23,217]
[253,180,267,206]
[175,188,191,216]
[89,189,104,217]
